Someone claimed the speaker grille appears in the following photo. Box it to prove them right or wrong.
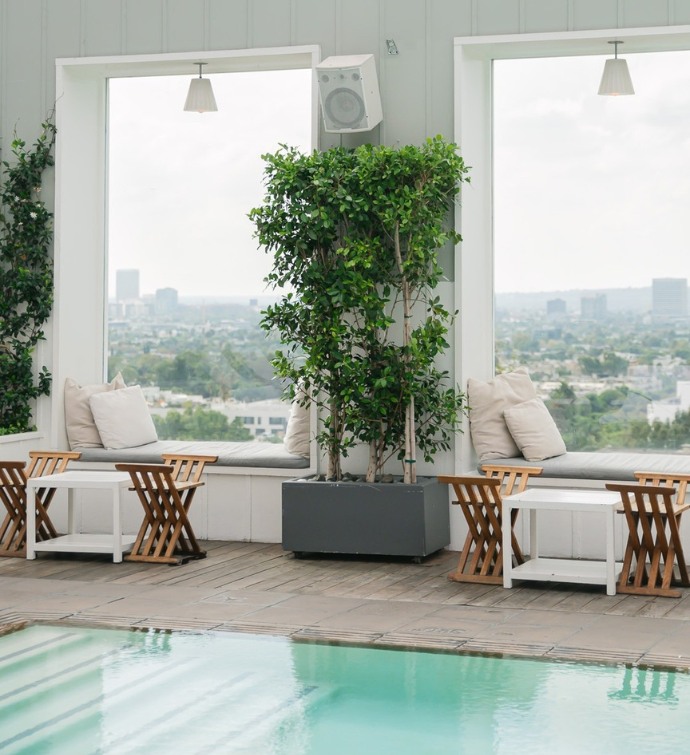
[324,87,366,128]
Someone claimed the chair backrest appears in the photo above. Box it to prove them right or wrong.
[115,462,185,509]
[438,475,503,507]
[480,464,544,497]
[161,454,218,484]
[605,482,679,518]
[26,450,81,479]
[634,471,690,508]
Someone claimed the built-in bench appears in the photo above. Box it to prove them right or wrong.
[75,440,310,470]
[68,440,312,545]
[478,451,690,484]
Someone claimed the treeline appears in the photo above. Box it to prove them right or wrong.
[547,383,690,452]
[152,406,259,442]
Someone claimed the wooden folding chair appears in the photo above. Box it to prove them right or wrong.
[439,465,543,584]
[606,480,690,598]
[117,460,213,565]
[0,450,81,558]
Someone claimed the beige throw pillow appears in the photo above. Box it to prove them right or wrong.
[504,398,567,462]
[89,385,158,450]
[283,392,311,459]
[467,367,538,461]
[64,373,126,450]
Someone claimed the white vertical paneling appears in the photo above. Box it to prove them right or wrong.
[474,0,521,35]
[83,0,123,56]
[4,0,44,132]
[166,0,205,52]
[622,0,671,27]
[248,0,292,48]
[673,0,690,24]
[379,0,426,146]
[337,0,380,55]
[427,0,472,139]
[571,0,619,30]
[523,0,570,32]
[293,0,336,55]
[45,0,82,63]
[208,0,249,51]
[124,0,165,54]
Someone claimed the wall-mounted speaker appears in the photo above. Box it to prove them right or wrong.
[316,54,383,133]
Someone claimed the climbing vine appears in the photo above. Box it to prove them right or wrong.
[0,121,56,434]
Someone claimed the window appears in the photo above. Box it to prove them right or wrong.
[454,28,690,464]
[54,47,319,449]
[493,51,690,452]
[106,63,313,442]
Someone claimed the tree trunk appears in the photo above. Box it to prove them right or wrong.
[393,224,417,484]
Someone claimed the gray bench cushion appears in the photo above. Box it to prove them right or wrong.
[482,451,690,481]
[76,440,310,469]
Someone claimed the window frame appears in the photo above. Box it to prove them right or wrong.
[453,25,690,470]
[53,46,320,450]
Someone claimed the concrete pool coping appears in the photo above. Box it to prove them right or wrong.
[1,542,690,671]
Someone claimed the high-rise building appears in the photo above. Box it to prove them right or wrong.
[546,298,566,317]
[116,269,140,302]
[580,293,607,320]
[155,287,178,315]
[652,278,687,319]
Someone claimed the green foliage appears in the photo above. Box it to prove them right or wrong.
[0,121,56,434]
[251,137,470,481]
[153,406,252,441]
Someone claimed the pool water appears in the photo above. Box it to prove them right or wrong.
[0,624,688,754]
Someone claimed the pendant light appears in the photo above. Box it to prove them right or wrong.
[184,62,218,112]
[598,41,634,96]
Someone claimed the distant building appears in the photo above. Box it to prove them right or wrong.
[155,287,178,316]
[652,278,687,320]
[580,293,607,320]
[546,298,566,317]
[647,381,690,424]
[116,269,140,302]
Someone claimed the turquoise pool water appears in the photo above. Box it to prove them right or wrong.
[0,623,688,754]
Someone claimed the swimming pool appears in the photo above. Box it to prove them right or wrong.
[1,623,688,754]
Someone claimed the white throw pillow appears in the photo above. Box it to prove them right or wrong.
[467,367,538,461]
[283,390,311,458]
[89,385,158,450]
[504,398,567,462]
[64,373,126,450]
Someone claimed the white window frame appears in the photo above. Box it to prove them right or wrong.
[52,46,320,449]
[453,25,690,471]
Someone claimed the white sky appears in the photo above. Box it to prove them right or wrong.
[108,69,312,299]
[494,49,690,293]
[108,51,690,299]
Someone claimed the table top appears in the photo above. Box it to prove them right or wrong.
[506,488,620,510]
[26,470,131,489]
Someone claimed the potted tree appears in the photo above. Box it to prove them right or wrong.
[250,136,470,558]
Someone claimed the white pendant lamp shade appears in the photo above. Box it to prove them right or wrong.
[598,41,634,96]
[184,63,218,112]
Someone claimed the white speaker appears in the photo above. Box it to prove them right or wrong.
[316,54,383,133]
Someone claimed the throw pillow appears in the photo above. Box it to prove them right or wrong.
[88,385,158,449]
[467,367,538,461]
[283,390,311,458]
[64,373,126,450]
[504,397,567,462]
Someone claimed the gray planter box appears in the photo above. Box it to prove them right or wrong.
[282,476,449,559]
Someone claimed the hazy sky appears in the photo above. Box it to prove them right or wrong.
[494,49,690,293]
[109,50,690,300]
[108,68,312,299]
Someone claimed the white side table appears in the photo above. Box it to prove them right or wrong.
[26,471,136,563]
[502,488,623,596]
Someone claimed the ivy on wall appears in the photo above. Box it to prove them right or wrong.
[0,121,56,435]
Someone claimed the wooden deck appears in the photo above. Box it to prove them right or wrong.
[2,542,690,668]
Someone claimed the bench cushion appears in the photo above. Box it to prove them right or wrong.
[76,440,310,469]
[485,451,690,481]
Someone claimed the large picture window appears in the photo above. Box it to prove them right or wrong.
[107,68,312,442]
[493,50,690,452]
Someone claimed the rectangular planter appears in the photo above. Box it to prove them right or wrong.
[282,476,449,559]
